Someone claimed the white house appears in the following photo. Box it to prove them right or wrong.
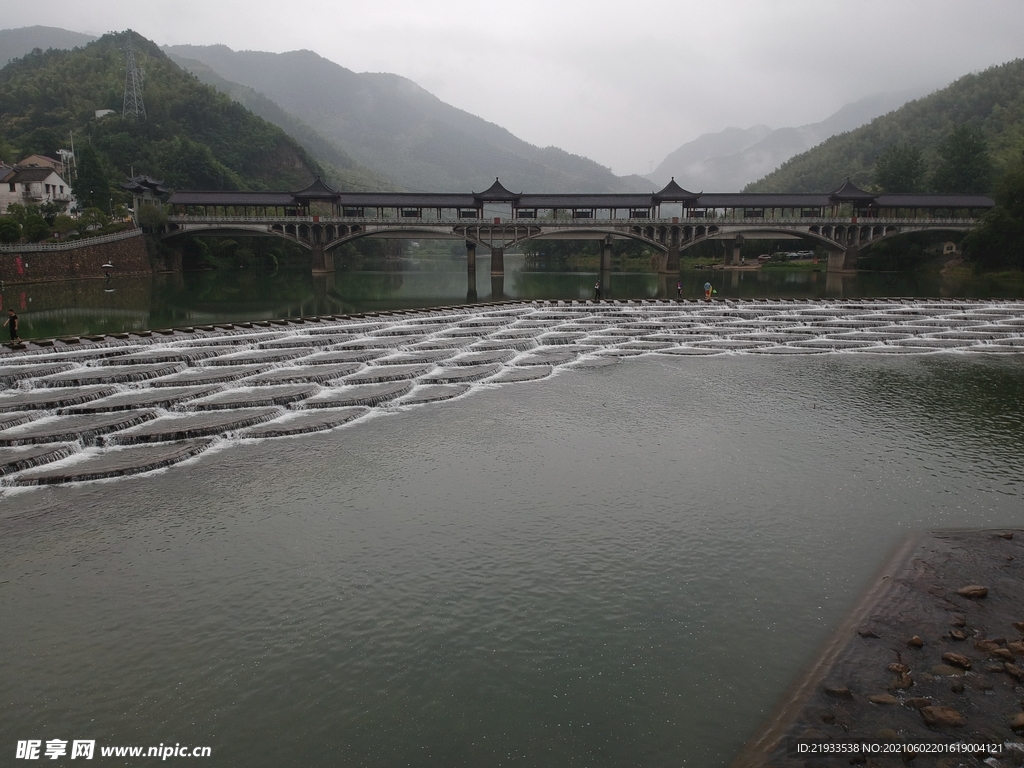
[0,163,75,215]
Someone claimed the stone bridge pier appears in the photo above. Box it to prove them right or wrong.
[466,242,478,301]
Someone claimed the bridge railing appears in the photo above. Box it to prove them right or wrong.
[0,228,142,253]
[165,215,979,227]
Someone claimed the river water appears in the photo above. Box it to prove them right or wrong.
[2,341,1024,766]
[5,253,1024,339]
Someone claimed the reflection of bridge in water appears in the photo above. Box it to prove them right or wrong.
[166,178,994,288]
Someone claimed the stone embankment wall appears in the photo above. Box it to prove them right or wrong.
[0,232,154,285]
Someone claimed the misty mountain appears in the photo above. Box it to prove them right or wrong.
[747,59,1024,193]
[164,44,649,194]
[648,90,929,192]
[0,26,97,66]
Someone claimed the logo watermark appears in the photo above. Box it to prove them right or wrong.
[16,741,211,760]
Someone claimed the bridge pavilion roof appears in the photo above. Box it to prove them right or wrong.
[829,178,877,202]
[473,178,521,202]
[291,176,338,199]
[874,193,995,209]
[168,191,299,207]
[654,178,700,202]
[517,194,654,209]
[695,193,832,208]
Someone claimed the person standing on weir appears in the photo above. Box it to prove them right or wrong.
[594,280,602,301]
[676,281,682,299]
[5,308,20,343]
[704,281,714,301]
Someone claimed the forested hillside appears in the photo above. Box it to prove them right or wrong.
[747,59,1024,193]
[0,31,328,206]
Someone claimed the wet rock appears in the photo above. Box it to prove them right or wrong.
[108,408,280,444]
[887,663,910,674]
[0,411,158,446]
[867,694,899,705]
[950,681,965,694]
[975,639,1001,652]
[998,532,1014,539]
[907,635,924,648]
[891,672,913,690]
[8,439,214,485]
[950,613,966,628]
[957,585,989,599]
[1006,664,1024,682]
[903,697,933,709]
[823,686,853,699]
[919,705,965,728]
[0,444,78,476]
[238,407,370,438]
[1011,713,1024,733]
[857,628,880,639]
[303,381,413,408]
[949,629,967,641]
[931,665,965,677]
[1008,641,1024,655]
[991,648,1016,662]
[941,652,972,670]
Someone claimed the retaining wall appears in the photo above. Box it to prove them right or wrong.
[0,231,153,284]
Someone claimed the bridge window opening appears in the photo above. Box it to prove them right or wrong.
[801,209,821,218]
[629,208,650,219]
[743,209,764,218]
[458,209,479,219]
[516,209,537,219]
[342,207,364,217]
[401,209,422,218]
[572,209,593,219]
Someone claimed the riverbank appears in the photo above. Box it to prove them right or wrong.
[730,530,1024,767]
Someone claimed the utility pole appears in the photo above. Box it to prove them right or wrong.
[122,32,147,121]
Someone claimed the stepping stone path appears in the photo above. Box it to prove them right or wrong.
[0,298,1021,486]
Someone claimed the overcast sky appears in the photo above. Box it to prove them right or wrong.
[4,0,1024,175]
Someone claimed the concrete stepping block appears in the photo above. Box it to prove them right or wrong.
[1,346,144,364]
[615,341,676,350]
[344,365,432,385]
[336,335,423,348]
[257,336,352,349]
[852,346,941,354]
[407,339,467,351]
[657,347,728,356]
[100,348,223,365]
[396,384,471,405]
[436,329,485,339]
[788,339,875,349]
[891,337,972,348]
[747,346,829,355]
[0,443,78,476]
[931,330,1012,340]
[243,364,361,385]
[0,411,43,430]
[418,364,502,384]
[184,384,321,410]
[538,332,588,345]
[0,410,158,446]
[375,350,456,365]
[515,351,580,366]
[0,362,76,388]
[492,329,543,338]
[298,350,384,364]
[65,386,224,414]
[8,439,214,485]
[34,363,184,387]
[149,365,271,387]
[958,345,1024,354]
[470,338,538,352]
[591,348,647,357]
[171,334,283,347]
[238,407,370,438]
[447,350,516,365]
[303,381,413,408]
[692,339,774,349]
[487,366,553,383]
[371,326,430,337]
[458,318,514,327]
[0,386,118,411]
[108,408,281,444]
[202,348,311,365]
[567,357,621,368]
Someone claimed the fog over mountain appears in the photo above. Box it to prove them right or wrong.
[647,89,931,192]
[0,25,96,65]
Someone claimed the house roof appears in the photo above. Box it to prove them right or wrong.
[11,166,62,184]
[0,164,14,183]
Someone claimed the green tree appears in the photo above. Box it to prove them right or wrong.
[931,125,994,193]
[136,204,168,232]
[22,214,50,242]
[74,143,112,211]
[963,151,1024,269]
[52,214,77,239]
[874,142,925,192]
[4,203,29,224]
[79,207,111,231]
[0,218,21,243]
